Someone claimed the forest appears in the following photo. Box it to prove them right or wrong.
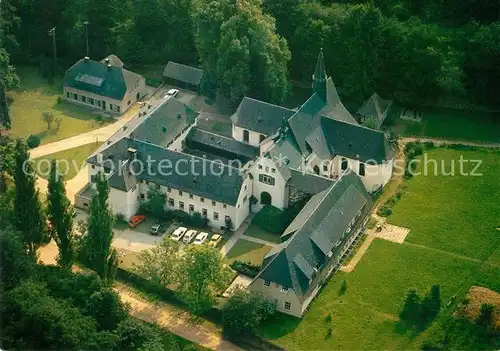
[1,0,500,126]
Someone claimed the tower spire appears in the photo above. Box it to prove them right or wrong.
[312,48,327,101]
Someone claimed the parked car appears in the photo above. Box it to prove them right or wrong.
[164,89,179,99]
[193,232,209,245]
[183,229,198,244]
[149,223,165,235]
[128,215,146,228]
[171,226,187,241]
[208,234,222,247]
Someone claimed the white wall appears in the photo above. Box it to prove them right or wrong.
[109,185,139,219]
[249,157,288,211]
[232,125,266,147]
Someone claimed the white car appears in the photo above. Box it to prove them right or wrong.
[171,226,187,242]
[164,89,179,99]
[193,232,209,245]
[183,229,198,244]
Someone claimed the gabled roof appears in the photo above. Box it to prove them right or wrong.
[319,117,394,162]
[288,169,334,195]
[88,137,245,206]
[253,171,372,302]
[63,57,141,100]
[131,98,198,147]
[357,93,393,127]
[267,129,304,170]
[163,61,204,86]
[230,97,295,135]
[321,78,358,125]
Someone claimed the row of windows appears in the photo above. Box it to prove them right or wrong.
[242,129,266,144]
[167,198,230,222]
[263,280,292,311]
[168,187,227,208]
[258,164,276,173]
[67,91,121,113]
[259,174,275,186]
[314,158,365,177]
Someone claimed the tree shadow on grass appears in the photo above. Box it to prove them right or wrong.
[51,102,101,122]
[259,313,301,339]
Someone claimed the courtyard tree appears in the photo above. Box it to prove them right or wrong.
[80,172,117,283]
[47,159,76,269]
[146,184,166,219]
[222,288,275,336]
[176,245,231,314]
[13,139,48,255]
[42,111,54,130]
[135,237,180,287]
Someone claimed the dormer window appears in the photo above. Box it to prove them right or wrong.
[280,285,289,293]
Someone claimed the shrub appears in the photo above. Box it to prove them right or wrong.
[26,135,41,149]
[114,213,126,224]
[57,96,62,104]
[423,141,435,149]
[326,327,333,338]
[325,313,332,322]
[377,205,393,217]
[230,261,260,278]
[339,280,348,295]
[253,205,287,234]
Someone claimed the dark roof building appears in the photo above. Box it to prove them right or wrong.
[63,56,142,101]
[357,92,393,127]
[231,97,295,136]
[163,61,204,91]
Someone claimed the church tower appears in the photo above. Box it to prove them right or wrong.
[312,48,327,101]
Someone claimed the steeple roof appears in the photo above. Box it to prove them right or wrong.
[312,48,327,100]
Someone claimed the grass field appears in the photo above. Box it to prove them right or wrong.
[386,105,500,142]
[7,67,109,144]
[261,147,500,350]
[225,239,272,266]
[33,142,102,180]
[244,223,282,244]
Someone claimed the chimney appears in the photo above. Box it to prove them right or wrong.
[105,58,110,64]
[84,56,90,61]
[107,63,112,70]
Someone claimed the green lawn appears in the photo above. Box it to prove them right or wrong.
[7,67,110,144]
[388,148,500,260]
[244,223,282,244]
[33,142,102,180]
[261,147,500,350]
[386,105,500,142]
[225,239,272,266]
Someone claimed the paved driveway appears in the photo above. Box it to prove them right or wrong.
[112,219,175,253]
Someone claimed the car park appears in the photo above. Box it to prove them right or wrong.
[149,223,165,235]
[171,226,187,241]
[193,232,209,245]
[163,88,179,99]
[208,234,222,247]
[183,229,198,244]
[128,215,146,228]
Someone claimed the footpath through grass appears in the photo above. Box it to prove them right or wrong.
[8,67,109,144]
[33,142,102,180]
[261,147,500,350]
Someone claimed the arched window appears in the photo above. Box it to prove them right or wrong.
[243,129,250,143]
[260,191,272,205]
[341,158,348,170]
[359,163,365,176]
[313,165,320,175]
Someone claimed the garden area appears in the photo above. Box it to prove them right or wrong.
[260,146,500,350]
[225,239,272,266]
[32,142,102,180]
[7,67,111,144]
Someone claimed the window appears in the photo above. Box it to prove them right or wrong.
[243,129,249,143]
[284,301,291,311]
[341,158,348,170]
[66,92,70,98]
[243,195,247,203]
[87,97,94,104]
[80,95,86,102]
[259,174,275,186]
[73,93,78,100]
[178,190,183,196]
[213,212,219,220]
[223,204,227,209]
[202,208,207,217]
[200,197,204,203]
[95,100,102,107]
[259,134,265,143]
[91,165,95,169]
[225,215,231,222]
[264,280,271,287]
[140,194,145,200]
[189,204,194,213]
[168,198,174,207]
[212,200,216,206]
[189,194,193,199]
[258,165,262,170]
[313,165,320,175]
[359,163,365,176]
[265,167,269,172]
[145,180,149,185]
[244,185,247,191]
[323,165,328,172]
[271,168,275,173]
[179,201,184,210]
[128,100,131,105]
[167,187,171,193]
[280,285,289,293]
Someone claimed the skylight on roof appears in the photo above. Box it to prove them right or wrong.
[76,73,104,87]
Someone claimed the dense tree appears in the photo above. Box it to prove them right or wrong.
[80,172,117,283]
[222,288,275,336]
[146,184,166,219]
[116,318,165,351]
[176,245,230,314]
[87,289,128,331]
[0,228,35,290]
[47,159,76,269]
[13,139,48,256]
[135,237,180,287]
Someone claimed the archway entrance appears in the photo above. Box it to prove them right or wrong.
[260,191,272,205]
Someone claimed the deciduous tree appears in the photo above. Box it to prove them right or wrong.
[135,237,180,287]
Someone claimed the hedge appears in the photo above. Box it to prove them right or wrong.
[230,261,260,278]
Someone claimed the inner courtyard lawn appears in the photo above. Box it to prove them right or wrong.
[7,67,109,144]
[261,147,500,350]
[388,148,500,260]
[243,223,282,244]
[225,239,272,266]
[33,142,102,181]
